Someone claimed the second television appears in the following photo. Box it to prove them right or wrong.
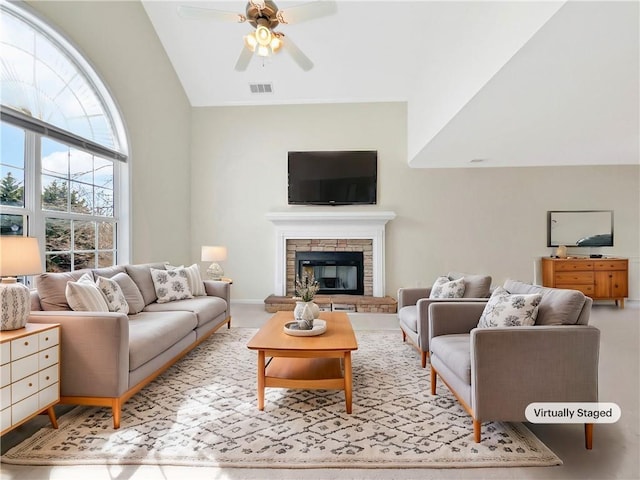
[288,150,377,205]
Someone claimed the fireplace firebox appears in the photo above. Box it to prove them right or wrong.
[296,251,364,295]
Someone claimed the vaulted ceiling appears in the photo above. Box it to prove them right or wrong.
[142,1,639,168]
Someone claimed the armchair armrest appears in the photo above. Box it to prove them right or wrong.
[397,287,431,308]
[471,325,600,421]
[28,311,130,397]
[428,302,488,341]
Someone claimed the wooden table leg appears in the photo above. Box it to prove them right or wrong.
[257,350,265,410]
[46,406,58,429]
[344,351,353,414]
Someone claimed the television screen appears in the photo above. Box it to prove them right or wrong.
[288,151,377,205]
[547,210,614,247]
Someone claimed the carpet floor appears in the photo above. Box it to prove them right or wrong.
[1,328,561,468]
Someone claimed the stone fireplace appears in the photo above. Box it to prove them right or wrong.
[288,240,371,296]
[265,211,396,297]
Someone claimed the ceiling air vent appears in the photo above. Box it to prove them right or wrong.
[249,83,273,94]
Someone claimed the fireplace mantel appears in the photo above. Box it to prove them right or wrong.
[266,211,396,297]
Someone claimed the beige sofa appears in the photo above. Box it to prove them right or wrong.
[27,262,231,428]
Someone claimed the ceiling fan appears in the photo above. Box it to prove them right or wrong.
[178,0,337,72]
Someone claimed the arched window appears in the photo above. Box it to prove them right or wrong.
[1,0,129,273]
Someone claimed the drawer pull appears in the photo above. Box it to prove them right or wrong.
[45,355,49,359]
[45,376,50,381]
[24,341,29,346]
[28,382,33,387]
[45,337,49,341]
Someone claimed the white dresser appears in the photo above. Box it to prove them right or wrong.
[1,323,60,435]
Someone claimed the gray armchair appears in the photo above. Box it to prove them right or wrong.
[428,280,599,448]
[397,272,492,367]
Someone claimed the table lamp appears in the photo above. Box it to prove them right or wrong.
[201,246,227,280]
[0,236,43,330]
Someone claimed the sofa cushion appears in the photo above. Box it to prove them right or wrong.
[111,272,145,314]
[35,269,92,311]
[477,286,541,328]
[398,305,418,333]
[165,263,206,296]
[96,276,129,314]
[91,265,126,279]
[65,273,110,312]
[128,312,198,371]
[150,268,193,303]
[503,279,587,325]
[448,272,492,298]
[429,276,465,299]
[430,334,472,384]
[143,296,227,328]
[125,263,167,306]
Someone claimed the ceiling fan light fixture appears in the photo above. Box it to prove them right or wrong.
[255,25,272,46]
[270,35,282,52]
[257,44,270,57]
[244,32,258,52]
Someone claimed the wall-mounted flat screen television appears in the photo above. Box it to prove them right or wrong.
[547,210,614,247]
[288,150,377,205]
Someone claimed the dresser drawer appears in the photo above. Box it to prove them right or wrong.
[564,284,595,295]
[39,383,59,408]
[554,261,594,272]
[12,393,38,425]
[11,353,38,383]
[555,272,595,285]
[12,373,38,404]
[1,384,10,409]
[11,335,38,361]
[39,329,59,349]
[39,364,58,389]
[0,343,10,365]
[594,260,628,271]
[1,406,11,432]
[39,346,58,369]
[0,364,10,388]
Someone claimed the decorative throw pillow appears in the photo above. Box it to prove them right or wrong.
[112,272,145,314]
[96,276,129,314]
[65,273,109,312]
[478,286,542,328]
[165,263,206,296]
[150,267,193,304]
[429,276,466,299]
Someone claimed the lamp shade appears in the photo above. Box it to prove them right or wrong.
[201,246,227,262]
[0,236,43,277]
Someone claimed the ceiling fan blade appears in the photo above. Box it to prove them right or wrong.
[277,1,337,25]
[234,47,254,72]
[177,5,246,23]
[282,36,313,71]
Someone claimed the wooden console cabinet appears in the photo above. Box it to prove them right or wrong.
[541,257,628,308]
[1,323,60,435]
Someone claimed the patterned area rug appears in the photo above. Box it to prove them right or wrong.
[2,328,561,468]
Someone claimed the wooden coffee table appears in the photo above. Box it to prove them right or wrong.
[246,311,358,413]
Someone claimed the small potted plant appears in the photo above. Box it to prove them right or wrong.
[294,272,320,327]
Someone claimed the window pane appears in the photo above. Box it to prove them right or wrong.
[0,166,25,207]
[1,123,25,168]
[98,251,114,268]
[69,148,93,184]
[74,252,95,270]
[45,217,71,251]
[0,213,25,235]
[70,181,93,214]
[41,137,69,178]
[94,157,113,189]
[94,187,113,217]
[74,220,95,251]
[42,175,68,211]
[98,221,114,249]
[46,253,71,273]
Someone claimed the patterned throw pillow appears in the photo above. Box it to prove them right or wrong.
[96,276,129,314]
[478,286,542,328]
[165,263,206,296]
[150,267,193,304]
[65,273,109,312]
[429,276,466,299]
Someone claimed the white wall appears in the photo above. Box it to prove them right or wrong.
[29,1,193,265]
[190,102,640,302]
